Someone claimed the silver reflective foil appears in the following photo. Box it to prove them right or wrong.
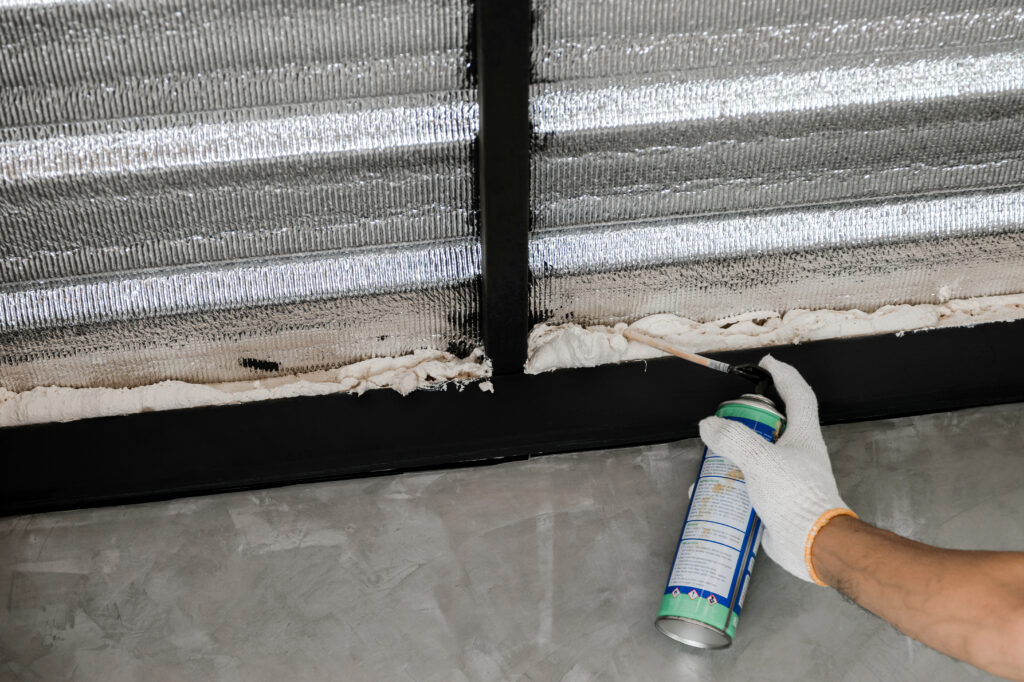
[1,241,481,392]
[1,0,479,391]
[529,0,1024,324]
[1,96,478,282]
[530,190,1024,324]
[2,0,471,126]
[2,240,481,333]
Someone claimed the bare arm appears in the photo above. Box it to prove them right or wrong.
[812,515,1024,681]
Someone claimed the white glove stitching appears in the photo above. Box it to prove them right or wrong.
[697,355,854,583]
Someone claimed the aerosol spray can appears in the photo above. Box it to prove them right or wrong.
[655,393,785,648]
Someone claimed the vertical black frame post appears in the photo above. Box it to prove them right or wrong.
[475,0,531,374]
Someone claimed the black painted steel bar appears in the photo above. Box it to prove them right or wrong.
[474,0,531,374]
[4,320,1024,516]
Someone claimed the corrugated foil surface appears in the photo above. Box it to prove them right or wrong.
[1,0,479,391]
[529,0,1024,324]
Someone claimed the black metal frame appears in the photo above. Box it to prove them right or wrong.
[3,320,1023,516]
[3,0,1023,515]
[475,0,531,374]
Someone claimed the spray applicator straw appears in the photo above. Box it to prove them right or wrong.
[622,330,734,373]
[622,329,782,405]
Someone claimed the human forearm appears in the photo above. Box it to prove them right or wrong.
[812,515,1024,681]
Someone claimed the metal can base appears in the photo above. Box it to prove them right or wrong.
[655,616,732,650]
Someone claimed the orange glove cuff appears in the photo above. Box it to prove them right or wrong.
[804,508,859,586]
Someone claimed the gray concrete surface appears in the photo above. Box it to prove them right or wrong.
[2,402,1022,681]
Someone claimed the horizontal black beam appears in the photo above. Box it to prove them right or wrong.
[2,320,1023,516]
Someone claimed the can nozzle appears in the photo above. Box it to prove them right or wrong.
[728,364,784,412]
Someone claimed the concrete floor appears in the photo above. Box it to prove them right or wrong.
[2,403,1023,681]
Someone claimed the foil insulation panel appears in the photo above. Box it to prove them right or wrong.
[1,241,481,392]
[531,190,1024,324]
[1,0,480,390]
[529,0,1024,324]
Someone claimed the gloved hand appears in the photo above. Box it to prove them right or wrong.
[698,355,856,584]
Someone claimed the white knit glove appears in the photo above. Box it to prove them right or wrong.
[698,355,856,584]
